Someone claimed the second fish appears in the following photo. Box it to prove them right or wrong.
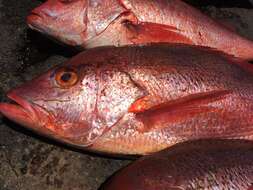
[27,0,253,60]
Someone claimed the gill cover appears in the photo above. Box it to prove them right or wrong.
[86,0,127,40]
[84,69,146,146]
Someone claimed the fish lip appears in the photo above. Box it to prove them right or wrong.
[27,11,64,43]
[29,10,42,18]
[0,91,41,129]
[8,92,37,120]
[27,11,46,33]
[0,92,75,145]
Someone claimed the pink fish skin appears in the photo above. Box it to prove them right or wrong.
[102,140,253,190]
[27,0,253,60]
[0,44,253,155]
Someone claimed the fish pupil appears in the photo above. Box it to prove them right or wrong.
[61,72,72,82]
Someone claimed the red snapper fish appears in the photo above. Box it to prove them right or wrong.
[27,0,253,60]
[102,140,253,190]
[0,44,253,155]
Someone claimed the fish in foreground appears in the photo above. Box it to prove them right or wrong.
[0,44,253,155]
[27,0,253,60]
[102,140,253,190]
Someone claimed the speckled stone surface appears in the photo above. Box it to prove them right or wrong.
[0,1,253,190]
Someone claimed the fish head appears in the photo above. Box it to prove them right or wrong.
[27,0,127,48]
[0,53,146,147]
[27,0,88,46]
[0,61,103,146]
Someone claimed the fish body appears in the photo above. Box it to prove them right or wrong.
[0,44,253,155]
[27,0,253,60]
[102,140,253,190]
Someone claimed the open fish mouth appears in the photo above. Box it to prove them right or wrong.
[0,91,48,132]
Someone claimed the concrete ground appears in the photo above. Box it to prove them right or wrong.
[0,1,253,190]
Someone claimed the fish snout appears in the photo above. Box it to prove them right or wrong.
[0,90,52,134]
[26,6,48,33]
[27,0,64,31]
[31,0,63,18]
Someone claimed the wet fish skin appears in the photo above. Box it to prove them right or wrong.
[0,44,253,155]
[27,0,253,60]
[102,140,253,190]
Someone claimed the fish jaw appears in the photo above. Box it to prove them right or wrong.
[27,10,44,33]
[0,90,104,148]
[0,91,52,135]
[27,10,65,45]
[27,11,83,46]
[26,0,87,47]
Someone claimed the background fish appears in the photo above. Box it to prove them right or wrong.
[27,0,253,60]
[0,44,253,155]
[102,140,253,190]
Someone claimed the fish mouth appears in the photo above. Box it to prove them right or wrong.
[0,91,82,146]
[26,11,75,46]
[27,11,48,34]
[0,91,43,130]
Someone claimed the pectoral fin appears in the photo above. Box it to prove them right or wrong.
[129,90,231,132]
[124,21,193,44]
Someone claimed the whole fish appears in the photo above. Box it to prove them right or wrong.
[0,44,253,155]
[27,0,253,60]
[102,140,253,190]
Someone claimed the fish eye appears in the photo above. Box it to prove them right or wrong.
[55,67,78,88]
